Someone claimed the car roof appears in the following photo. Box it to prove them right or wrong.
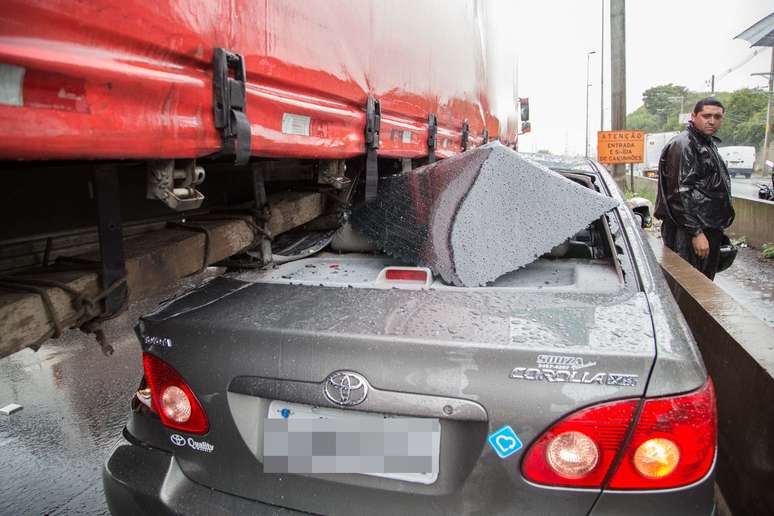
[522,153,598,174]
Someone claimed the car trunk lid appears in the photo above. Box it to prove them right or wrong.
[137,268,655,515]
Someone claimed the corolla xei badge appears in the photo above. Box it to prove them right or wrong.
[509,354,639,387]
[324,371,369,406]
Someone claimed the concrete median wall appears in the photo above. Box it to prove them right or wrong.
[632,176,658,199]
[632,176,774,246]
[727,196,774,247]
[648,235,774,516]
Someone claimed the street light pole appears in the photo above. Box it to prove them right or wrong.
[600,0,605,132]
[585,51,596,158]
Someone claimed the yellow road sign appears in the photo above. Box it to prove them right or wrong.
[597,130,644,164]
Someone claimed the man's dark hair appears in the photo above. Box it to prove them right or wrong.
[693,97,724,114]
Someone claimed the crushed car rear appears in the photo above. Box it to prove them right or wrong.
[104,151,716,515]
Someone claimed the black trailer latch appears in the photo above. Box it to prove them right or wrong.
[461,120,469,151]
[213,48,251,165]
[365,96,381,200]
[427,113,437,163]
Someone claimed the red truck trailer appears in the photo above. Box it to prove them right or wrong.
[0,0,521,357]
[0,0,514,160]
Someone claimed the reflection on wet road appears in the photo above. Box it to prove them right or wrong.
[0,271,220,515]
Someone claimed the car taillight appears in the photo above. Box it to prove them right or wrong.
[521,379,716,490]
[608,379,716,489]
[522,398,639,487]
[142,352,209,434]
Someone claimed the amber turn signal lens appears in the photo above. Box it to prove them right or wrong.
[633,438,680,479]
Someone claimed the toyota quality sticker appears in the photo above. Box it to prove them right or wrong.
[170,433,215,453]
[487,425,523,459]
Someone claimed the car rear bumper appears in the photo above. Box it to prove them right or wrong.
[104,434,717,516]
[588,462,717,516]
[103,437,308,516]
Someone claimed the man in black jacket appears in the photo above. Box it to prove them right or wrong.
[654,98,735,280]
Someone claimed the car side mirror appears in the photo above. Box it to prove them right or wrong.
[626,197,653,229]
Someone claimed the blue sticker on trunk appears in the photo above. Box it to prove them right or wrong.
[487,425,523,459]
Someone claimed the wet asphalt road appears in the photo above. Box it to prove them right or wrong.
[0,271,219,516]
[730,174,772,201]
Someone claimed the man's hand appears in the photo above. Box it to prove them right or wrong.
[692,233,709,259]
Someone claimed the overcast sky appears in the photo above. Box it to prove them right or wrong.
[489,0,773,156]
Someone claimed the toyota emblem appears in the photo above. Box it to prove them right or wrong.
[324,371,369,406]
[170,434,186,447]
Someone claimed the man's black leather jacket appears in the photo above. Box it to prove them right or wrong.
[654,123,735,236]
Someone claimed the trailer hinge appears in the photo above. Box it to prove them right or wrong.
[427,113,437,163]
[482,128,489,144]
[213,48,251,165]
[364,96,381,200]
[461,120,469,151]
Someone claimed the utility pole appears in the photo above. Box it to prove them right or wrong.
[610,0,626,182]
[668,95,686,118]
[752,51,773,175]
[768,49,774,172]
[585,51,596,158]
[710,74,715,94]
[600,0,605,132]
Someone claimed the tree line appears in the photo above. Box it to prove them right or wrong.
[627,83,769,150]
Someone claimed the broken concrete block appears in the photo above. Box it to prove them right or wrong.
[352,142,619,286]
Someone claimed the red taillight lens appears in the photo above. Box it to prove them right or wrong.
[142,352,209,434]
[608,379,716,489]
[521,379,717,490]
[522,399,639,487]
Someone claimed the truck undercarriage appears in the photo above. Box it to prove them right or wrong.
[0,155,396,358]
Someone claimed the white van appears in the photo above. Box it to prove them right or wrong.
[718,146,756,178]
[642,131,679,178]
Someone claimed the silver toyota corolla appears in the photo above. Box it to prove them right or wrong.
[104,155,716,515]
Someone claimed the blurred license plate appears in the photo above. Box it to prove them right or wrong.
[263,401,440,484]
